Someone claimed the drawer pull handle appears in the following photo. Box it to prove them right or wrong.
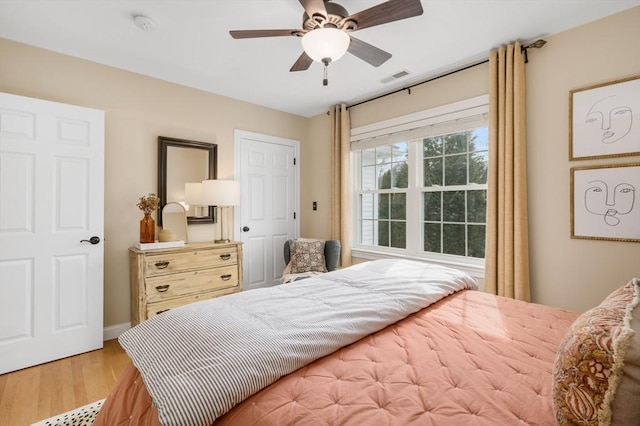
[155,284,170,292]
[220,254,232,260]
[221,274,232,281]
[155,261,170,269]
[156,309,170,315]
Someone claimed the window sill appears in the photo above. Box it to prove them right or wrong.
[351,248,485,280]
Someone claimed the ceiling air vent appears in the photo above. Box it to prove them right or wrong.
[380,70,410,84]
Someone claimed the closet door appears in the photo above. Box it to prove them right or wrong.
[0,92,105,373]
[235,130,299,289]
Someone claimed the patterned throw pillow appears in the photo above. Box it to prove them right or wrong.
[552,278,640,426]
[289,240,327,274]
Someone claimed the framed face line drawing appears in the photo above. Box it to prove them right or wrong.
[569,75,640,160]
[571,163,640,243]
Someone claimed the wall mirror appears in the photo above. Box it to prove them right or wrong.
[158,136,217,225]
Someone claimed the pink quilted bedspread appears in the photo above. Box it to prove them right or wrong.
[96,289,578,425]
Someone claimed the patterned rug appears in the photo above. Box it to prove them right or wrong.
[31,399,104,426]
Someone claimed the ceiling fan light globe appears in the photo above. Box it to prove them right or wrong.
[301,28,350,63]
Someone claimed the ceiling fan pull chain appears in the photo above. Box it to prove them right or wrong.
[323,63,328,86]
[322,58,330,86]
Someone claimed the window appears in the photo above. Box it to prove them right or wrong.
[351,96,488,272]
[360,142,408,249]
[421,129,488,258]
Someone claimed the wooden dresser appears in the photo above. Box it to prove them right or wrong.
[129,241,243,326]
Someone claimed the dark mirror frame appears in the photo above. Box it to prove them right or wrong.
[157,136,217,226]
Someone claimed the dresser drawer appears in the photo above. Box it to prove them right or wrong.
[146,286,238,319]
[144,247,238,277]
[145,265,238,302]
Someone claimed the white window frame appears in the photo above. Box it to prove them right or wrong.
[350,95,488,279]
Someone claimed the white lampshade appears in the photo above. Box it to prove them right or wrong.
[301,28,350,63]
[201,180,241,206]
[185,182,203,205]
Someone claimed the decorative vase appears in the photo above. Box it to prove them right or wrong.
[140,213,155,243]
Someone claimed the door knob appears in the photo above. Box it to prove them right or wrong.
[80,236,101,245]
[242,226,250,232]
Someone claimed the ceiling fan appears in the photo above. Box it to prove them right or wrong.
[230,0,424,85]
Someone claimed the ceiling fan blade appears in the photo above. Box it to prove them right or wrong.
[298,0,328,21]
[346,0,423,31]
[290,52,314,72]
[229,29,303,39]
[348,36,392,67]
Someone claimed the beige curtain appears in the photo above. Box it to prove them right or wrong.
[485,41,531,301]
[330,103,352,267]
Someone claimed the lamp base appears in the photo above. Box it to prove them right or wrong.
[214,238,230,244]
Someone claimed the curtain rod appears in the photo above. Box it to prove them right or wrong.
[345,39,546,111]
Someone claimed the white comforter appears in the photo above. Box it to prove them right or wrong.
[119,259,477,426]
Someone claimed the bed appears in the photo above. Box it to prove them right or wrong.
[94,259,639,426]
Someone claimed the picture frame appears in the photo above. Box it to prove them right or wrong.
[569,75,640,160]
[571,163,640,242]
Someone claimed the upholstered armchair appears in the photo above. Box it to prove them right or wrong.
[282,239,341,283]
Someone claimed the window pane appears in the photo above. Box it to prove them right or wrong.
[471,128,488,152]
[392,162,408,188]
[468,225,485,258]
[377,163,391,189]
[378,221,389,247]
[444,133,467,154]
[423,192,441,221]
[444,154,467,186]
[467,190,486,223]
[424,223,441,253]
[362,165,376,190]
[443,191,465,222]
[392,142,408,162]
[361,194,374,219]
[361,220,374,245]
[378,193,389,219]
[391,221,406,249]
[469,151,488,184]
[362,148,376,166]
[423,136,443,157]
[443,224,465,256]
[424,157,443,187]
[390,193,406,220]
[376,145,392,164]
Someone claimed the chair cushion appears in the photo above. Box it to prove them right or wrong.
[552,278,640,425]
[289,240,328,274]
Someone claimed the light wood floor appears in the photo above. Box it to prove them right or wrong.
[0,339,129,426]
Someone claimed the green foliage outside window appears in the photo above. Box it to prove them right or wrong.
[377,143,408,248]
[422,129,487,258]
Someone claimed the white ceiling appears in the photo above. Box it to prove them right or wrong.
[1,1,638,117]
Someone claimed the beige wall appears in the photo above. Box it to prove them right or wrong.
[526,8,640,312]
[301,113,332,238]
[0,39,308,327]
[304,7,640,313]
[1,7,639,329]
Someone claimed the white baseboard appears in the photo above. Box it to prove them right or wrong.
[103,322,131,341]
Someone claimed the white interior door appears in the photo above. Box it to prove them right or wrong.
[235,130,298,290]
[0,92,105,374]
